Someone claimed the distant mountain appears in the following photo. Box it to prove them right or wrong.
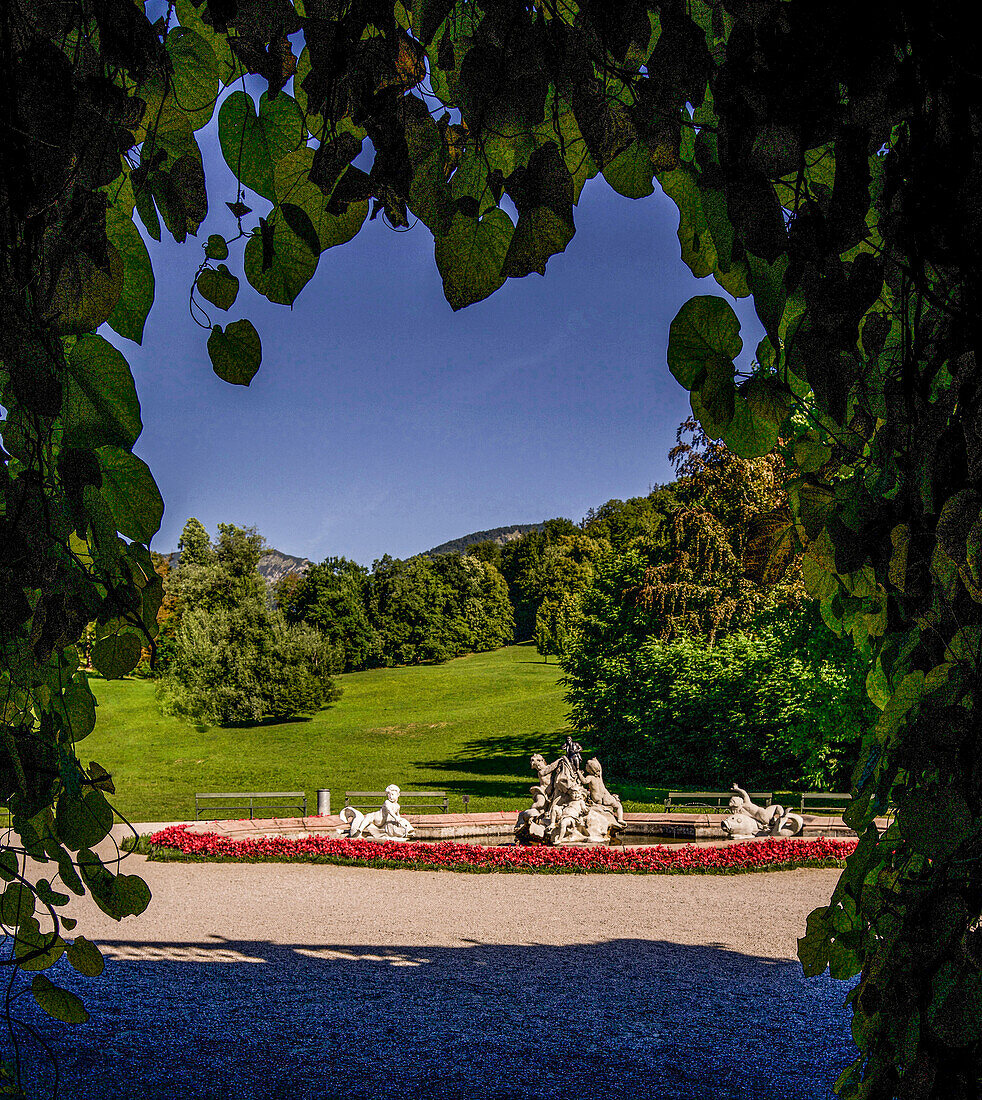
[258,549,312,587]
[162,523,543,583]
[423,523,545,557]
[163,548,312,587]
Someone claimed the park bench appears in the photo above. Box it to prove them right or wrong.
[798,792,851,815]
[343,790,449,815]
[194,791,307,820]
[664,790,773,812]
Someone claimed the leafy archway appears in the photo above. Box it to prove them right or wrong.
[2,2,979,1096]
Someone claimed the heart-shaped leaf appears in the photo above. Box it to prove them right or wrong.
[208,320,262,385]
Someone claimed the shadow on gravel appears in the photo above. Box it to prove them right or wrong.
[30,936,856,1100]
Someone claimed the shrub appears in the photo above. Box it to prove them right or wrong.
[563,598,872,790]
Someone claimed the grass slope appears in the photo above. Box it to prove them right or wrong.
[86,644,659,823]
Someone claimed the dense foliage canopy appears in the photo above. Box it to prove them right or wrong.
[565,572,870,788]
[282,549,514,666]
[2,0,980,1096]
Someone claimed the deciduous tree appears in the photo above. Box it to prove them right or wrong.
[284,556,380,671]
[157,522,340,723]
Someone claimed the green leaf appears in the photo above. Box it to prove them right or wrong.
[218,90,304,202]
[63,335,143,450]
[435,209,515,310]
[32,974,88,1023]
[207,320,262,386]
[87,761,115,794]
[794,438,833,474]
[875,670,925,742]
[106,207,155,344]
[501,143,575,279]
[49,245,124,335]
[668,295,743,391]
[42,841,85,897]
[898,785,972,861]
[0,850,17,882]
[866,657,892,710]
[0,884,36,926]
[803,539,839,601]
[95,446,164,543]
[112,873,152,918]
[133,181,162,241]
[66,936,105,978]
[34,878,71,908]
[90,632,143,680]
[280,202,321,256]
[56,788,114,851]
[658,167,717,278]
[197,264,239,310]
[174,0,244,85]
[274,148,368,251]
[166,26,218,130]
[690,354,736,438]
[413,0,456,44]
[243,216,319,305]
[929,968,982,1045]
[205,234,229,260]
[55,680,97,741]
[78,850,152,921]
[603,141,655,199]
[17,918,67,971]
[745,253,788,343]
[722,387,782,458]
[402,107,453,233]
[798,907,833,977]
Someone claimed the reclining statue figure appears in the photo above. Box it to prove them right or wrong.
[337,784,415,840]
[722,784,804,838]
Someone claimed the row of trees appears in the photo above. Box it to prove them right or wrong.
[277,551,514,669]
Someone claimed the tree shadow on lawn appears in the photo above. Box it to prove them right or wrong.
[223,715,315,729]
[42,936,856,1100]
[415,730,566,800]
[417,732,665,806]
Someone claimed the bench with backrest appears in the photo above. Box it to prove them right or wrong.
[343,790,449,815]
[194,791,307,821]
[664,790,773,812]
[799,792,851,815]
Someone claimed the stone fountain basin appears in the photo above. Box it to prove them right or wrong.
[183,810,876,844]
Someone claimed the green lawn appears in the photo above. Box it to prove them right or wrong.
[85,643,663,822]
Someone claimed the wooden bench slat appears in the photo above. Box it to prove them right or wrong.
[345,791,446,797]
[665,790,772,811]
[800,792,851,813]
[343,790,450,813]
[194,790,307,820]
[196,791,305,798]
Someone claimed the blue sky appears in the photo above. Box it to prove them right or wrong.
[120,121,763,566]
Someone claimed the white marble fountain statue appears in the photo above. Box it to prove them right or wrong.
[721,785,804,838]
[336,784,416,840]
[515,737,626,845]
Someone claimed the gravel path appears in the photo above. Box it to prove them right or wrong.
[28,852,856,1100]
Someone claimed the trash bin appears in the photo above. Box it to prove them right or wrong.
[316,789,331,817]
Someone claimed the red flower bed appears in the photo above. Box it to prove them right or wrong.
[145,825,857,874]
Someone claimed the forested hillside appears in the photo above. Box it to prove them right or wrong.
[424,524,544,557]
